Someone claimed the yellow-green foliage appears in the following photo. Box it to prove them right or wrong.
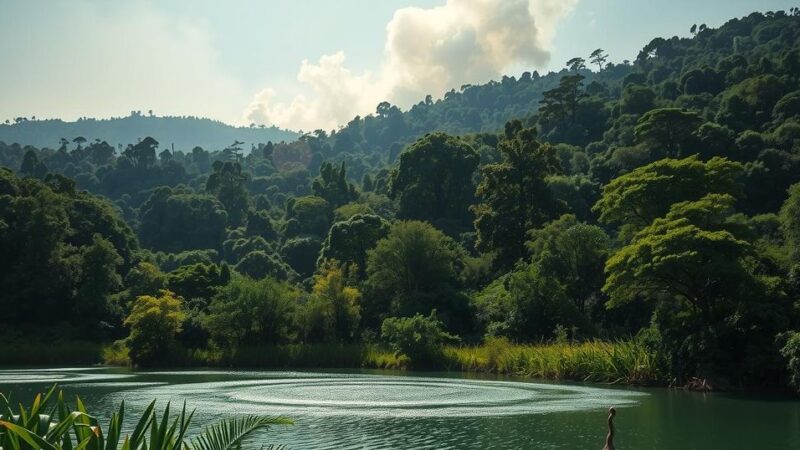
[124,289,185,366]
[101,341,131,366]
[296,262,362,342]
[445,338,662,385]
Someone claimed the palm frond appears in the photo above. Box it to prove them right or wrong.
[0,387,292,450]
[189,416,292,450]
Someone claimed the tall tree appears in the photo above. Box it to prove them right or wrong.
[75,234,124,331]
[298,261,361,342]
[312,161,357,208]
[589,48,608,70]
[634,108,702,158]
[603,194,788,381]
[139,186,228,252]
[527,215,610,314]
[780,182,800,263]
[566,57,586,72]
[318,213,390,278]
[206,161,251,227]
[539,74,587,126]
[364,221,470,332]
[593,156,743,235]
[473,121,562,267]
[122,136,158,168]
[389,132,479,233]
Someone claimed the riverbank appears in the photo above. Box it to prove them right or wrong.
[444,339,662,384]
[1,338,662,385]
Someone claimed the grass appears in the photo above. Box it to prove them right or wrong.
[443,337,663,385]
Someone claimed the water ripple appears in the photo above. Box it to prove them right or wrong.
[0,368,134,384]
[115,372,645,418]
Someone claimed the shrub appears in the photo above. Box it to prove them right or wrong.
[296,262,361,343]
[204,275,299,347]
[779,331,800,392]
[124,289,185,367]
[381,311,459,365]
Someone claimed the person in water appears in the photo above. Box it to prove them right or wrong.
[603,407,616,450]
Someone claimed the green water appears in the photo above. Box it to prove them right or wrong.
[1,368,799,449]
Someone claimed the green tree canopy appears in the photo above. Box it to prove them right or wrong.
[312,161,357,208]
[204,275,299,347]
[780,182,800,263]
[473,263,587,342]
[473,121,562,267]
[206,161,250,227]
[527,214,611,314]
[285,195,333,237]
[634,108,702,158]
[0,168,136,331]
[389,132,479,233]
[593,155,743,234]
[364,221,470,332]
[297,262,361,343]
[124,289,185,367]
[318,213,390,278]
[138,186,228,253]
[604,193,789,381]
[166,262,227,302]
[75,234,124,333]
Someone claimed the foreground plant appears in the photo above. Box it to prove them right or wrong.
[0,386,290,450]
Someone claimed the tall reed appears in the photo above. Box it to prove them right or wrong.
[444,337,662,385]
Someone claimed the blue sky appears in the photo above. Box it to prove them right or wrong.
[0,0,794,130]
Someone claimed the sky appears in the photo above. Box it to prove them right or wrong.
[0,0,795,131]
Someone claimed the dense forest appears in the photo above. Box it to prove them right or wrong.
[0,113,298,152]
[3,9,800,390]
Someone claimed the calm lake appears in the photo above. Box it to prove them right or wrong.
[1,367,799,449]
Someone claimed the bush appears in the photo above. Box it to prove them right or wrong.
[779,331,800,392]
[102,340,131,366]
[124,290,185,367]
[204,275,299,347]
[296,262,361,343]
[474,262,589,341]
[381,311,459,365]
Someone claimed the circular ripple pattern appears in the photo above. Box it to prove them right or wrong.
[118,372,646,418]
[0,368,134,384]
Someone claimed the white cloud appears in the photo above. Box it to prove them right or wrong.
[245,0,578,131]
[244,52,383,132]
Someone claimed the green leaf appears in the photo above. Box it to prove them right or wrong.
[0,420,58,450]
[189,416,292,450]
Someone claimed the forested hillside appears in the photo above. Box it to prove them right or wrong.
[0,113,298,152]
[3,9,800,390]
